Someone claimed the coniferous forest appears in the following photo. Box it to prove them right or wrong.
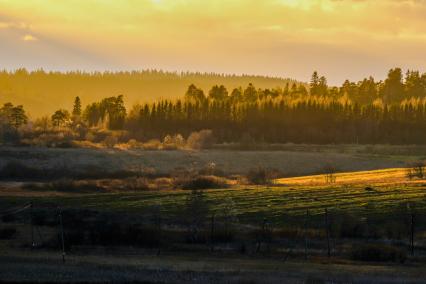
[118,68,426,144]
[3,68,426,145]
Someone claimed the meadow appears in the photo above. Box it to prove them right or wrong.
[2,147,426,283]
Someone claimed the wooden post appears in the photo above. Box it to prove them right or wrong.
[157,213,162,256]
[410,213,415,256]
[325,208,330,258]
[304,209,309,260]
[30,202,35,248]
[210,214,215,252]
[256,218,267,253]
[58,207,66,263]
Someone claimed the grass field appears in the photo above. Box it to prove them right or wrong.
[0,146,417,177]
[2,163,426,283]
[2,168,426,226]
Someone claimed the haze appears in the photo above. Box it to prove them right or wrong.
[1,0,426,84]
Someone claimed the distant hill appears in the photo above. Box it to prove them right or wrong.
[0,69,301,118]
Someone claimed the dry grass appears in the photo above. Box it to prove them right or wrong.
[0,146,413,178]
[276,168,409,186]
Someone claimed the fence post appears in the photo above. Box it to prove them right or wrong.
[304,209,309,260]
[157,214,162,256]
[30,201,35,248]
[210,214,215,252]
[325,208,330,258]
[410,213,415,256]
[58,207,66,263]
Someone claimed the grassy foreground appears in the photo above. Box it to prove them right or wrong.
[2,168,426,226]
[2,168,426,283]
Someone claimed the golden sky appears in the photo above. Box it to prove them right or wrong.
[1,0,426,84]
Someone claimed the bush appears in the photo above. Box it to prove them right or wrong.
[246,166,273,185]
[126,177,150,190]
[350,244,407,263]
[127,139,143,149]
[186,129,214,150]
[143,139,162,150]
[163,134,185,150]
[103,135,118,148]
[176,175,228,190]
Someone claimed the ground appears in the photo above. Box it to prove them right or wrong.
[2,146,426,283]
[1,249,426,283]
[0,145,418,176]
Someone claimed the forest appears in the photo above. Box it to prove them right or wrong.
[2,68,426,145]
[0,69,297,117]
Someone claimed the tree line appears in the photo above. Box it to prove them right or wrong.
[0,68,297,117]
[3,68,426,145]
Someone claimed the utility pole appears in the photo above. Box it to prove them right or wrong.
[58,207,66,263]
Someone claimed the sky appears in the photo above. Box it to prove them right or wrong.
[1,0,426,85]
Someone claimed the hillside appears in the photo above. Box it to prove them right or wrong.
[0,69,300,117]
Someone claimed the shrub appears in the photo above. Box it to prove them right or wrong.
[163,134,185,150]
[246,166,273,185]
[143,139,162,150]
[350,244,407,263]
[407,162,425,180]
[127,138,143,149]
[323,163,337,184]
[126,177,150,190]
[103,135,118,148]
[153,177,173,190]
[177,175,228,190]
[186,129,214,150]
[85,131,96,142]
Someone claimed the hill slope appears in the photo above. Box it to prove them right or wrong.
[0,70,300,117]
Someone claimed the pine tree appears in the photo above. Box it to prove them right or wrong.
[72,96,82,116]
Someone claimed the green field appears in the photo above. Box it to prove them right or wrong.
[2,167,426,283]
[2,168,426,227]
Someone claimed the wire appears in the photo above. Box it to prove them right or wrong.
[0,203,32,218]
[0,203,31,215]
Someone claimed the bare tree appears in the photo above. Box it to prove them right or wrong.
[413,162,425,179]
[323,164,337,184]
[406,162,425,180]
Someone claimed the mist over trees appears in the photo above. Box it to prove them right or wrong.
[122,68,426,144]
[0,69,298,117]
[3,67,426,145]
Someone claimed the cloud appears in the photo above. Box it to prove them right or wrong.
[1,0,426,84]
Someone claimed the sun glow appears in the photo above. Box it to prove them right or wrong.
[1,0,426,83]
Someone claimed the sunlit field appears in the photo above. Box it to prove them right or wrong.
[4,0,426,282]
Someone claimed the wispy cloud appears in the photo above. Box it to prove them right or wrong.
[0,0,426,83]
